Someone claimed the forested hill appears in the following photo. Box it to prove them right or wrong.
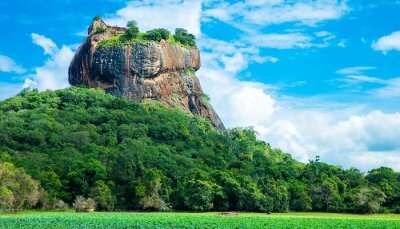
[0,87,399,213]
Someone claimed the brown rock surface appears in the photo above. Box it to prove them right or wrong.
[68,19,224,129]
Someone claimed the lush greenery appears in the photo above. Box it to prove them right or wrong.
[0,88,400,213]
[1,212,400,229]
[97,19,196,48]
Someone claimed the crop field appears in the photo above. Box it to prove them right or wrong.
[0,212,400,229]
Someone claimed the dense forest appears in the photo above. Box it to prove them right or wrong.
[0,87,399,213]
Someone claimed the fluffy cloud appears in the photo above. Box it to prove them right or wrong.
[198,33,400,171]
[372,31,400,53]
[200,61,400,170]
[198,66,276,127]
[266,109,400,170]
[199,37,277,73]
[105,0,202,36]
[0,55,26,74]
[24,34,74,91]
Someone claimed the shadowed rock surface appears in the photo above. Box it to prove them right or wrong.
[69,19,224,129]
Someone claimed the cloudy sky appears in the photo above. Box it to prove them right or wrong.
[1,0,400,171]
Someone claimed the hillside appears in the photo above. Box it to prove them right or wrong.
[0,87,399,213]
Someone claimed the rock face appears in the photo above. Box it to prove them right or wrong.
[69,19,224,129]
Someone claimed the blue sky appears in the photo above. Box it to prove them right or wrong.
[1,0,400,171]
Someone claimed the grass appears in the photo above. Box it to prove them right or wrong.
[0,212,400,229]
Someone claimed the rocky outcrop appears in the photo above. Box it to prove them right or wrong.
[69,19,224,129]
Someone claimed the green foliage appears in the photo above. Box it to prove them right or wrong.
[288,181,312,211]
[143,28,171,42]
[183,67,195,76]
[93,15,102,21]
[93,27,106,35]
[182,179,217,211]
[0,162,41,210]
[174,28,196,47]
[348,187,386,214]
[89,181,115,211]
[366,167,400,208]
[97,24,196,48]
[126,20,139,39]
[0,87,398,213]
[200,94,210,105]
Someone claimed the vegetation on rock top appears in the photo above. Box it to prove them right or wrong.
[97,19,196,48]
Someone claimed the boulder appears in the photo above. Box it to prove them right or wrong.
[68,18,224,129]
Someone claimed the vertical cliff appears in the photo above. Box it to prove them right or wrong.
[68,19,224,129]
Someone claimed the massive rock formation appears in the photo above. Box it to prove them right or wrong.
[69,19,224,129]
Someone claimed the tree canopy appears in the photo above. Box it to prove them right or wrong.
[0,87,399,213]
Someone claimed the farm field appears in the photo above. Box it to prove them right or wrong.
[0,212,400,229]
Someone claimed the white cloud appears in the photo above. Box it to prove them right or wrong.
[249,33,312,49]
[341,75,384,85]
[372,31,400,53]
[105,0,202,36]
[315,31,332,37]
[221,53,248,73]
[204,0,349,27]
[336,66,400,98]
[25,34,74,91]
[199,34,400,171]
[199,52,400,171]
[0,55,26,74]
[373,78,400,98]
[337,40,346,48]
[199,37,276,72]
[264,56,279,63]
[336,66,376,75]
[31,33,58,55]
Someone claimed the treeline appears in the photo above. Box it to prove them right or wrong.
[0,88,399,213]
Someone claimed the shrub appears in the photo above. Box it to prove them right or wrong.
[73,196,96,212]
[351,187,386,214]
[183,67,195,76]
[183,179,216,211]
[144,28,171,42]
[89,181,115,211]
[139,194,169,211]
[0,162,41,211]
[174,28,196,47]
[93,27,106,34]
[54,200,69,210]
[125,20,139,39]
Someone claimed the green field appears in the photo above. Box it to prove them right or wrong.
[0,212,400,229]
